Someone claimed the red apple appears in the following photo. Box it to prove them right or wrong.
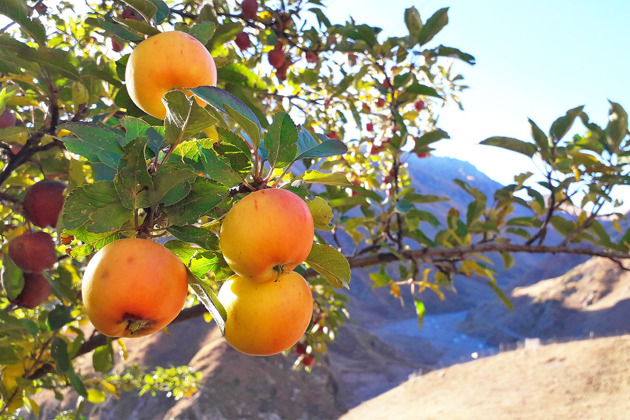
[0,109,16,129]
[327,131,338,140]
[376,98,386,108]
[295,342,307,356]
[121,7,143,21]
[414,100,425,111]
[366,123,374,132]
[305,52,318,63]
[23,180,66,228]
[268,45,285,69]
[416,152,429,158]
[276,60,291,81]
[302,354,315,368]
[10,272,51,309]
[241,0,258,20]
[9,232,57,273]
[383,78,391,89]
[111,38,124,52]
[235,32,251,50]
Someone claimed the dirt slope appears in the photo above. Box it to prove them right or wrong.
[342,334,630,420]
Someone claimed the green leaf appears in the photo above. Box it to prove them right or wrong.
[265,112,298,169]
[198,146,243,187]
[305,244,351,289]
[190,86,262,148]
[51,337,70,373]
[167,225,220,251]
[60,182,131,232]
[120,117,151,148]
[187,270,226,335]
[605,101,628,149]
[1,254,23,301]
[0,345,19,364]
[307,197,334,231]
[550,105,584,141]
[47,305,72,330]
[163,90,217,145]
[116,18,161,36]
[405,82,442,98]
[0,0,46,45]
[550,216,575,237]
[404,193,449,203]
[189,22,216,44]
[216,127,251,157]
[309,7,331,28]
[408,209,441,228]
[148,162,198,206]
[435,45,476,65]
[529,118,550,158]
[295,134,348,161]
[84,17,143,42]
[413,298,425,329]
[418,7,448,46]
[0,35,80,79]
[301,170,352,186]
[500,252,515,270]
[60,122,125,168]
[121,0,158,21]
[114,137,153,210]
[147,0,170,23]
[163,178,227,225]
[217,63,267,91]
[480,136,537,158]
[487,281,513,310]
[413,128,449,151]
[92,343,114,373]
[404,6,423,40]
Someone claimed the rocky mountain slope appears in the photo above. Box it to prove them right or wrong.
[341,334,630,420]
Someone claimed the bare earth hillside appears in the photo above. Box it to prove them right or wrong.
[342,334,630,420]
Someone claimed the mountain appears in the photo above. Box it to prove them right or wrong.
[341,334,630,420]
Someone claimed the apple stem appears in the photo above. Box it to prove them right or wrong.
[273,265,285,282]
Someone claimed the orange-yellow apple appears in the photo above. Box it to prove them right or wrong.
[125,31,217,119]
[219,188,314,283]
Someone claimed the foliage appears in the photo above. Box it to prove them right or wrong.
[0,0,628,417]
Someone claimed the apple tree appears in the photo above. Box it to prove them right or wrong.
[1,0,629,417]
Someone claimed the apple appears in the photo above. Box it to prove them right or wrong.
[295,342,307,356]
[366,123,374,132]
[302,354,315,368]
[305,52,318,64]
[235,32,251,50]
[268,45,285,69]
[111,38,124,52]
[383,78,392,89]
[241,0,258,20]
[23,180,66,228]
[9,232,57,273]
[376,98,386,108]
[0,109,16,129]
[414,100,425,111]
[416,152,429,158]
[276,61,291,81]
[327,131,338,140]
[10,272,51,309]
[121,7,143,21]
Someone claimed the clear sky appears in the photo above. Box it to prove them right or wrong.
[325,0,630,186]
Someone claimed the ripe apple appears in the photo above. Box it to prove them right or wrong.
[121,7,142,21]
[0,109,16,129]
[366,123,374,132]
[219,188,314,283]
[327,131,338,139]
[218,271,313,356]
[302,354,315,368]
[383,78,392,89]
[10,272,51,309]
[305,52,318,63]
[34,3,46,14]
[241,0,258,20]
[414,100,425,111]
[125,31,217,119]
[9,232,57,273]
[268,45,285,69]
[416,152,429,158]
[235,32,251,50]
[82,238,188,337]
[295,342,307,356]
[276,60,291,81]
[376,98,386,108]
[23,180,66,228]
[111,38,124,52]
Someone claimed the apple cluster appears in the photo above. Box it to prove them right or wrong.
[7,180,65,308]
[217,189,315,356]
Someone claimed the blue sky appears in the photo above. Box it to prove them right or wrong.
[326,0,630,186]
